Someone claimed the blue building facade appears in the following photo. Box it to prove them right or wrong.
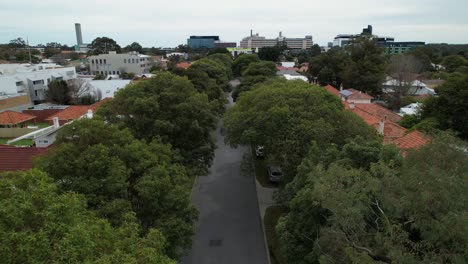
[187,36,220,49]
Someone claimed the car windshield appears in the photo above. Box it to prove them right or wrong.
[272,171,282,176]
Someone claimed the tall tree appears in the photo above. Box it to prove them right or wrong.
[97,72,217,176]
[258,46,282,62]
[242,61,277,77]
[124,42,143,53]
[343,37,387,96]
[387,54,424,109]
[9,37,26,48]
[90,37,121,55]
[232,54,260,77]
[308,47,349,86]
[0,169,176,264]
[36,119,197,259]
[46,80,71,105]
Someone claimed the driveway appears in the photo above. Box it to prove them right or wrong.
[181,95,268,264]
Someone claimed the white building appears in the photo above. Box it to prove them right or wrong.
[88,51,154,76]
[85,79,132,99]
[382,79,436,96]
[400,102,422,116]
[240,31,313,49]
[0,63,77,102]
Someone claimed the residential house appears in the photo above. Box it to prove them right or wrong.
[339,88,374,104]
[382,78,436,96]
[0,145,49,172]
[44,98,110,126]
[0,110,36,128]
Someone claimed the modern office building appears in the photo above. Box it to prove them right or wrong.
[240,31,313,49]
[384,42,426,54]
[214,42,237,49]
[88,51,154,76]
[0,63,77,103]
[187,36,220,49]
[73,23,90,53]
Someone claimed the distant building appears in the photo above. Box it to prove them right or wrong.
[227,47,252,57]
[0,63,77,103]
[213,42,237,49]
[187,36,220,49]
[73,23,90,53]
[240,31,313,49]
[88,51,154,76]
[333,25,395,47]
[384,42,426,54]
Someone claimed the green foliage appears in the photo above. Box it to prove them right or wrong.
[308,47,348,86]
[207,48,230,55]
[184,67,226,114]
[124,42,143,53]
[0,169,175,264]
[224,79,376,183]
[46,80,71,105]
[191,58,231,90]
[258,46,282,62]
[232,75,270,102]
[343,37,387,96]
[120,72,136,80]
[441,55,467,72]
[207,53,234,79]
[242,61,277,77]
[399,114,422,129]
[278,133,467,264]
[97,72,217,176]
[421,74,468,139]
[36,119,196,259]
[90,37,121,55]
[232,54,260,77]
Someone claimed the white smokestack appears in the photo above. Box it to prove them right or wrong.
[53,117,59,128]
[87,109,93,119]
[378,119,385,135]
[75,23,83,45]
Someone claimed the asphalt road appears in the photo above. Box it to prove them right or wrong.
[181,95,268,264]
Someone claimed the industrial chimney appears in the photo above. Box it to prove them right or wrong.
[75,23,83,45]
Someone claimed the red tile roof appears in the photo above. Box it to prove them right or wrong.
[0,145,49,171]
[393,130,429,150]
[45,99,112,121]
[325,85,340,96]
[176,62,191,69]
[354,103,402,123]
[0,111,36,125]
[344,89,374,100]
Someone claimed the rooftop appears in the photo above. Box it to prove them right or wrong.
[0,110,36,125]
[0,145,49,171]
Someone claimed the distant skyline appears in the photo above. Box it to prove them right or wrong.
[1,0,468,48]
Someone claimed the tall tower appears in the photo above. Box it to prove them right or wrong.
[75,23,83,45]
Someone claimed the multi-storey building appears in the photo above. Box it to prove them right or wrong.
[240,31,313,49]
[384,42,425,54]
[88,51,153,76]
[187,36,220,49]
[0,63,77,103]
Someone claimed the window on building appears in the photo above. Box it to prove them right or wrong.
[104,59,107,64]
[99,59,102,64]
[91,60,94,64]
[15,81,22,86]
[35,90,38,96]
[113,71,116,75]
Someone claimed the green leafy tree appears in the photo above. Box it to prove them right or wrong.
[207,53,233,79]
[343,37,386,95]
[184,67,226,114]
[190,58,231,90]
[46,80,71,105]
[308,47,348,86]
[91,37,121,55]
[441,55,467,72]
[9,37,26,48]
[242,61,277,77]
[224,79,376,183]
[207,48,230,55]
[232,54,260,77]
[0,169,176,264]
[310,44,322,57]
[36,119,197,259]
[124,42,143,53]
[97,72,217,176]
[232,75,271,102]
[421,74,468,139]
[258,46,282,62]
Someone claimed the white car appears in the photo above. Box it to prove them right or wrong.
[255,145,265,158]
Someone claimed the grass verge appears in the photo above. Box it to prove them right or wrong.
[0,138,34,146]
[264,205,288,264]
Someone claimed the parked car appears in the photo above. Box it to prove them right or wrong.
[267,165,282,183]
[255,145,265,158]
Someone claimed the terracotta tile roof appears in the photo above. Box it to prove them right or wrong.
[341,89,374,100]
[0,111,36,125]
[324,85,340,96]
[375,122,407,144]
[393,130,429,150]
[45,106,89,121]
[354,103,402,123]
[350,107,380,126]
[176,62,191,69]
[0,145,49,171]
[45,99,112,121]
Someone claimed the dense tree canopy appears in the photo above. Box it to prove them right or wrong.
[97,72,217,176]
[258,46,282,62]
[277,134,467,264]
[224,79,376,183]
[36,119,196,259]
[421,74,468,139]
[46,80,71,105]
[232,54,261,77]
[308,47,348,87]
[90,37,121,55]
[124,42,143,53]
[190,58,231,91]
[242,61,277,77]
[0,169,176,264]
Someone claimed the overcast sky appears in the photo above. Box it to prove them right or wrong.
[1,0,467,48]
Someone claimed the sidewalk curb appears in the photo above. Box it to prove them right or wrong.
[250,145,272,264]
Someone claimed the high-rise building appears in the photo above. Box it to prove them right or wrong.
[332,25,394,47]
[75,23,83,45]
[187,36,220,49]
[240,31,313,50]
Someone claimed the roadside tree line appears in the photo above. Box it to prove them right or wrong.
[224,79,468,263]
[0,56,233,262]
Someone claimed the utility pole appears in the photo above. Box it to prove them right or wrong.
[27,36,32,64]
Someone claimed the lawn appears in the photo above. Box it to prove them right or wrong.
[0,138,34,146]
[264,206,288,264]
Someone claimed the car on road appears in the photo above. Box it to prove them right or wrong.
[267,165,282,183]
[255,145,265,158]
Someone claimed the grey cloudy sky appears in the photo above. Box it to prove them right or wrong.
[1,0,467,47]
